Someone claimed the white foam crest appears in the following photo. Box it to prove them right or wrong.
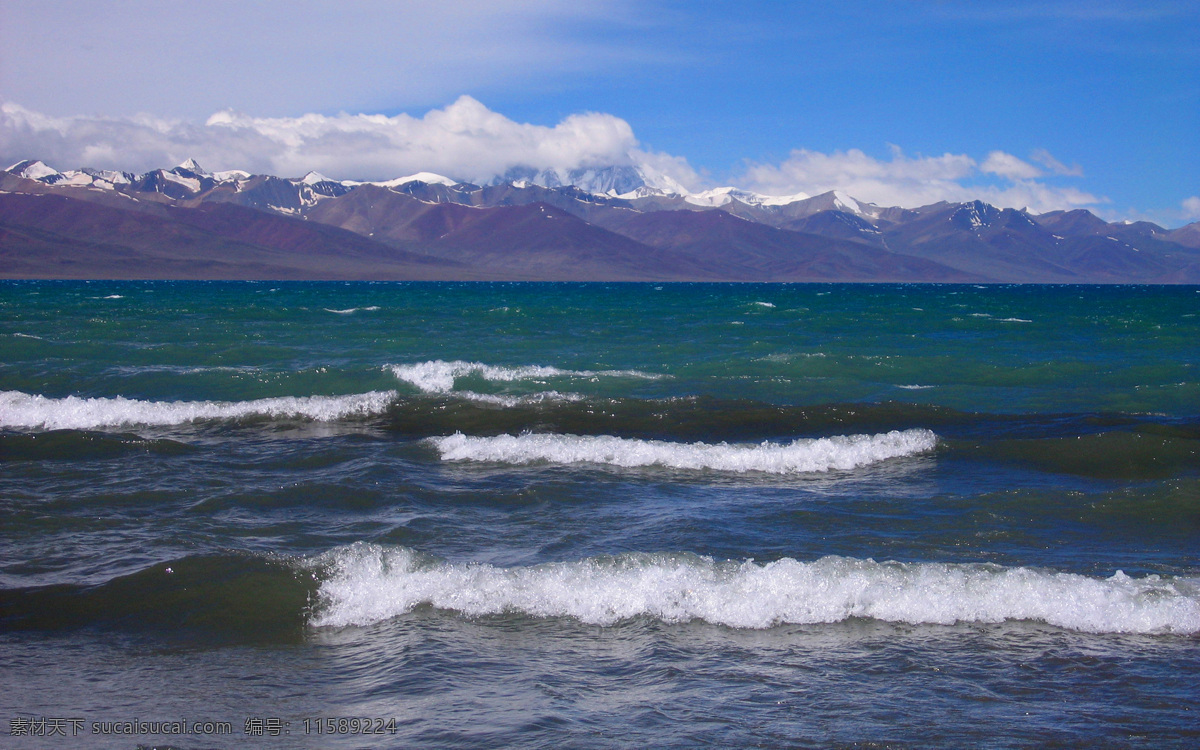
[0,389,397,430]
[388,360,664,394]
[310,545,1200,634]
[324,306,380,314]
[429,429,937,474]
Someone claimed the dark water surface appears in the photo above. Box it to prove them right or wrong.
[2,282,1197,748]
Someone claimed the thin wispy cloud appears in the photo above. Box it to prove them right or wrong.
[1030,149,1085,177]
[0,0,647,120]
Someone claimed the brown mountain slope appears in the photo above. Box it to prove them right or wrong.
[886,202,1200,282]
[419,202,717,281]
[306,190,715,280]
[607,209,979,282]
[0,192,469,279]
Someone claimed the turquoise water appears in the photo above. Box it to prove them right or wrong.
[2,282,1198,748]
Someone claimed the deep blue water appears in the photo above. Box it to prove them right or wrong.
[1,282,1198,748]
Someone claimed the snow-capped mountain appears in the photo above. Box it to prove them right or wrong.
[4,156,1199,283]
[682,186,812,208]
[494,163,689,198]
[3,156,821,213]
[7,159,136,190]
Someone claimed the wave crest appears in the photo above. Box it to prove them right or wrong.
[0,389,396,430]
[311,545,1200,634]
[429,429,937,473]
[388,360,663,394]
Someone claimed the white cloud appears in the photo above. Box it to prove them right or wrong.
[740,145,1103,213]
[740,146,974,205]
[0,97,661,184]
[981,151,1043,180]
[0,98,1105,213]
[628,148,704,193]
[1183,196,1200,221]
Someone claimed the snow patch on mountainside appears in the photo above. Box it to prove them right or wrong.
[683,186,812,208]
[160,171,201,192]
[369,172,459,188]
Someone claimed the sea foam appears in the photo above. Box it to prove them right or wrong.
[429,429,937,474]
[0,389,396,430]
[311,545,1200,634]
[324,306,380,314]
[388,360,663,394]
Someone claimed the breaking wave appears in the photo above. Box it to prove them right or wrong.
[388,360,664,394]
[0,389,397,430]
[428,429,937,473]
[311,545,1200,634]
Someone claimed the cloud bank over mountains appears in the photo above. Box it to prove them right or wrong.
[740,146,1101,214]
[1,97,1104,214]
[0,97,665,185]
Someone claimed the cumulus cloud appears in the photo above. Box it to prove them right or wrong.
[739,145,1102,213]
[740,145,971,204]
[1,97,1103,212]
[0,97,672,184]
[1183,197,1200,221]
[981,151,1042,180]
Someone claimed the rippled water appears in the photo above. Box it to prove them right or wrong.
[2,282,1198,748]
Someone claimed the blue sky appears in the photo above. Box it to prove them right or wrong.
[0,0,1196,225]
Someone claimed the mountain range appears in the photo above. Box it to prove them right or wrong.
[2,158,1198,282]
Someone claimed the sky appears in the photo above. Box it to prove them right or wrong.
[0,0,1196,225]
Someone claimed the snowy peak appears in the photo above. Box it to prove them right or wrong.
[80,167,133,185]
[172,158,208,177]
[495,163,688,199]
[6,159,60,181]
[682,186,738,207]
[298,171,333,186]
[3,160,136,190]
[950,200,1001,230]
[797,190,883,218]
